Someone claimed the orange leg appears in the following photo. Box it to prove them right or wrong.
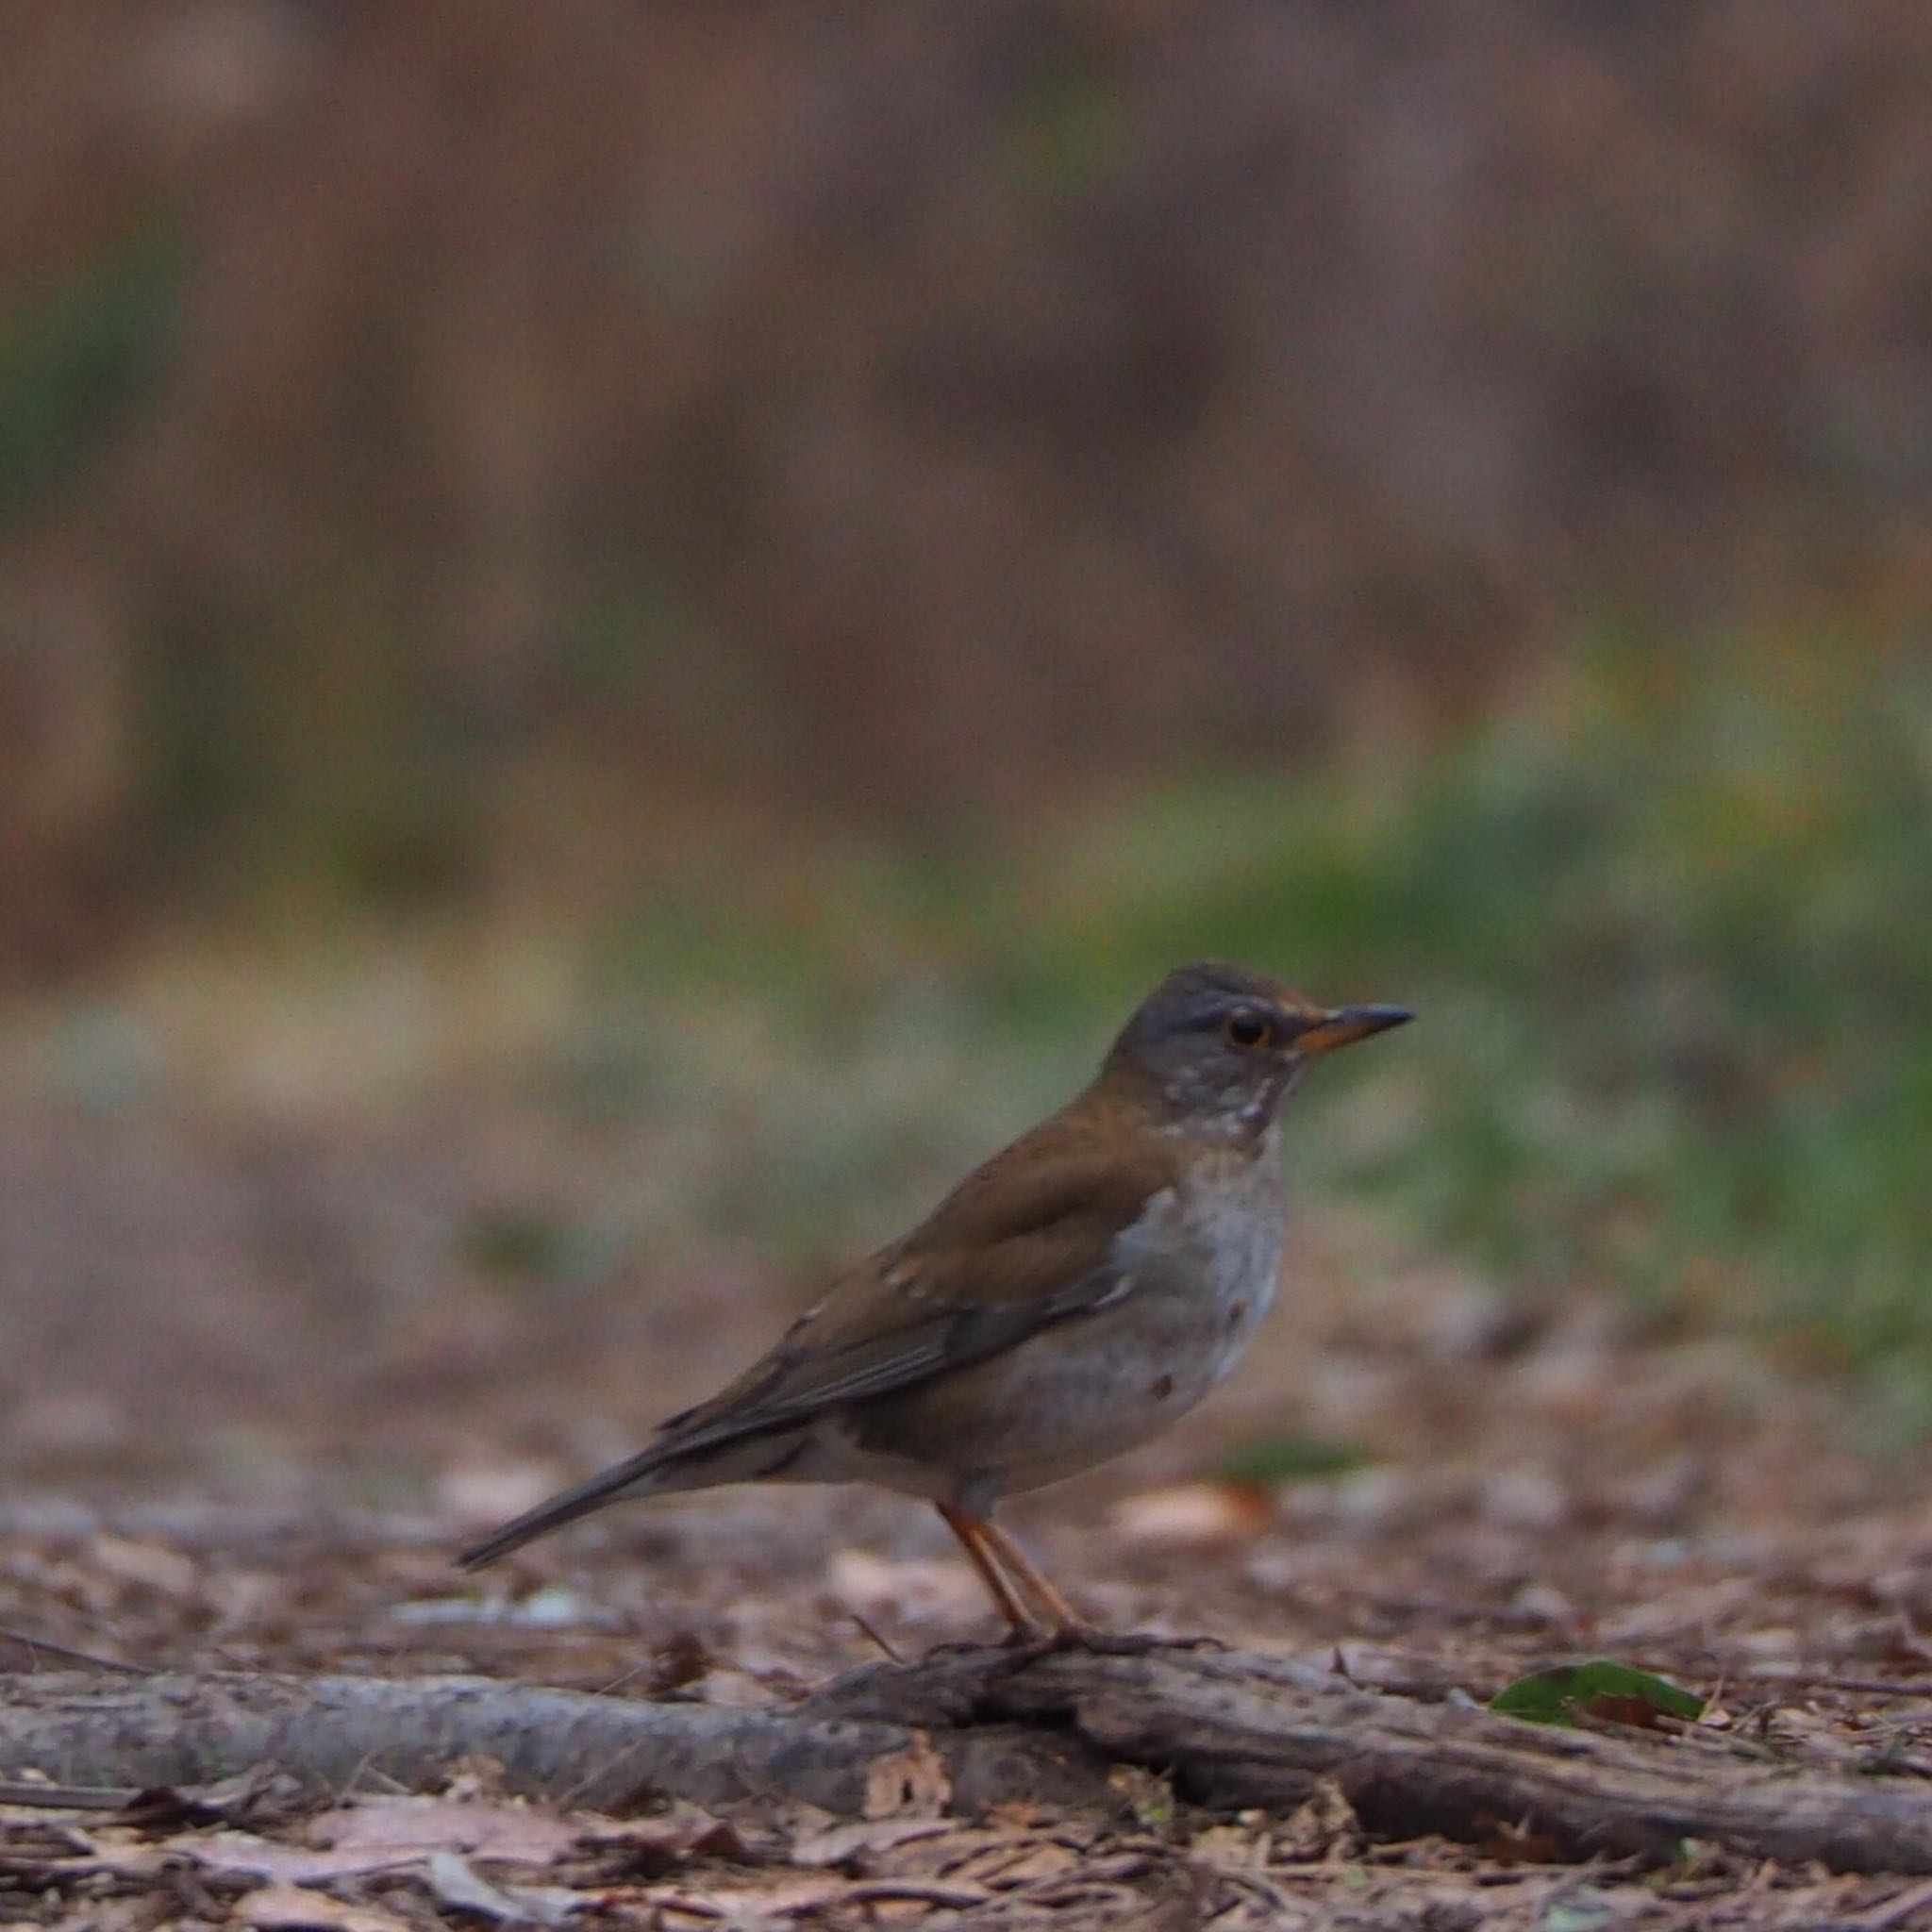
[935,1503,1040,1637]
[977,1518,1092,1637]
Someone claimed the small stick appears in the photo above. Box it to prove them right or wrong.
[0,1624,150,1676]
[848,1609,905,1665]
[0,1778,141,1810]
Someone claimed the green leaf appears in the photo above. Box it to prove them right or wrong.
[1489,1659,1705,1729]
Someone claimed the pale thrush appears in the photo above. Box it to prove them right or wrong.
[460,962,1410,1635]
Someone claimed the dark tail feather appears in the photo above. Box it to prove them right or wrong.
[458,1441,681,1569]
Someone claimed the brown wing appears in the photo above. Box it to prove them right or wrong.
[653,1104,1175,1457]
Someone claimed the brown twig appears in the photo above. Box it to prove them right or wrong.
[0,1777,142,1810]
[0,1624,150,1676]
[847,1610,906,1665]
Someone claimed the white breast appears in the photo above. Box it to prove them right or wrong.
[1111,1124,1286,1391]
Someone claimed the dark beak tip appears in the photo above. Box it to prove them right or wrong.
[1294,1002,1414,1053]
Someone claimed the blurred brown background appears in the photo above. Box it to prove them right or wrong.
[8,2,1931,965]
[2,2,1929,1501]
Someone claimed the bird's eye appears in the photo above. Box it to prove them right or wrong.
[1223,1009,1274,1051]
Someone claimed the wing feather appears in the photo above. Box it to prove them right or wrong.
[650,1115,1171,1456]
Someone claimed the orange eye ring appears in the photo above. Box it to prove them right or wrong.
[1223,1009,1274,1051]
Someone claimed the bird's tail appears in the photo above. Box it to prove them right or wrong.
[458,1441,685,1568]
[457,1424,807,1569]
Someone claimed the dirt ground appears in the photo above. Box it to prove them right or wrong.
[4,1101,1932,1928]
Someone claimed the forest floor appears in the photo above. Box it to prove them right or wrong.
[4,1099,1932,1929]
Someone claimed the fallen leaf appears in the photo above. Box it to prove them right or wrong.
[85,1535,199,1598]
[318,1795,581,1865]
[1474,1814,1565,1865]
[640,1874,855,1919]
[575,1805,749,1878]
[425,1850,582,1925]
[177,1797,581,1883]
[1108,1483,1273,1549]
[862,1732,952,1819]
[951,1835,1078,1886]
[172,1831,408,1884]
[1191,1823,1267,1870]
[1580,1691,1679,1730]
[686,1665,775,1707]
[790,1816,953,1868]
[0,1830,169,1886]
[114,1765,301,1832]
[239,1880,415,1931]
[1277,1777,1357,1858]
[1490,1660,1705,1729]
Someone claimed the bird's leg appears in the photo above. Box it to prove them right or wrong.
[976,1518,1093,1640]
[934,1503,1041,1639]
[978,1527,1215,1653]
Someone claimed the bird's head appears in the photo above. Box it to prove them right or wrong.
[1103,960,1410,1134]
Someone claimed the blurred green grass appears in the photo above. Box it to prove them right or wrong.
[579,632,1932,1415]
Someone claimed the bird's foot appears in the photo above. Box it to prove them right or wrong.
[914,1622,1056,1660]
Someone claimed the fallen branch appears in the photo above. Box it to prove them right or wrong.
[806,1643,1932,1874]
[2,1647,1930,1874]
[0,1669,1108,1817]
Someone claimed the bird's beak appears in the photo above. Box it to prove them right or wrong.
[1291,1004,1413,1055]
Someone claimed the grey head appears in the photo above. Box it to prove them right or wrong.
[1102,959,1411,1132]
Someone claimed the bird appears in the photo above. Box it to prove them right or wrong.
[459,961,1410,1638]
